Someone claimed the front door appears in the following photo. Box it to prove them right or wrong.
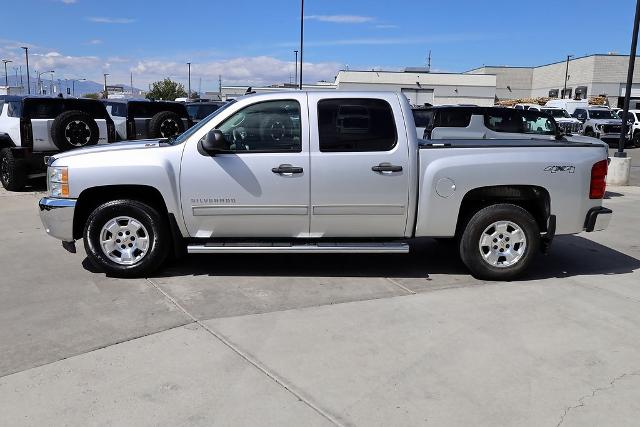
[308,93,411,238]
[180,96,310,238]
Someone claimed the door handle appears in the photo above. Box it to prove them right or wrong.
[372,163,403,173]
[272,164,304,174]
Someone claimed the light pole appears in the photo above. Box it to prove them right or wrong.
[13,67,19,89]
[71,78,86,97]
[563,54,573,99]
[37,70,54,94]
[2,59,12,87]
[294,50,298,87]
[103,73,109,99]
[299,0,304,89]
[21,47,30,94]
[617,0,640,158]
[187,62,191,99]
[19,65,23,91]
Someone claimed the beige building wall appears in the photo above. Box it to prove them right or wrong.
[466,66,532,100]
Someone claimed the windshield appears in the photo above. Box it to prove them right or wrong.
[589,109,617,119]
[168,99,236,145]
[542,108,570,119]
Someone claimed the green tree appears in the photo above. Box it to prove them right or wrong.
[83,92,101,100]
[146,78,187,101]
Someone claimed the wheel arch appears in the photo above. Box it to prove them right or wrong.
[455,185,551,236]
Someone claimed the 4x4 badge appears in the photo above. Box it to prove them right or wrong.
[544,165,575,173]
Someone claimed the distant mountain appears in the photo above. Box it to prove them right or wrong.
[2,75,141,97]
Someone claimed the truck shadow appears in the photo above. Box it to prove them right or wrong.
[151,235,640,281]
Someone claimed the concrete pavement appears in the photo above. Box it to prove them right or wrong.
[0,183,639,426]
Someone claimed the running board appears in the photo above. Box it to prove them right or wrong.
[187,242,410,254]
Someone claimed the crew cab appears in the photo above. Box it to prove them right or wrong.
[0,96,115,191]
[39,92,612,281]
[102,99,192,141]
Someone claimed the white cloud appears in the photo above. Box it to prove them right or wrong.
[375,24,398,29]
[281,33,494,48]
[86,39,102,45]
[87,17,135,24]
[60,0,77,4]
[304,15,374,24]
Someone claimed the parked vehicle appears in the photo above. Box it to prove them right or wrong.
[616,109,640,146]
[422,106,593,143]
[572,106,629,145]
[102,100,192,141]
[411,106,432,139]
[0,95,115,191]
[39,92,611,281]
[514,103,542,111]
[186,101,227,124]
[540,107,582,134]
[544,99,589,115]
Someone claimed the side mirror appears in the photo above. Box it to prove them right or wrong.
[199,129,228,154]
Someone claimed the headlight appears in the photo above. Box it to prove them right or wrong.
[48,166,69,197]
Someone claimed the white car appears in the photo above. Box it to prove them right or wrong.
[616,109,640,146]
[540,107,582,134]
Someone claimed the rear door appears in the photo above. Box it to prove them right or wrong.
[308,93,411,238]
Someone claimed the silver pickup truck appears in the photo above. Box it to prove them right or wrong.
[39,91,612,281]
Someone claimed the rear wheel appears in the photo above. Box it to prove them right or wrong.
[149,111,185,138]
[0,148,27,191]
[83,200,170,277]
[459,204,540,281]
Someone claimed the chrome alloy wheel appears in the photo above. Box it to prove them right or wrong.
[478,220,527,268]
[64,120,92,146]
[99,216,150,265]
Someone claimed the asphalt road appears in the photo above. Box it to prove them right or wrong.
[1,183,639,426]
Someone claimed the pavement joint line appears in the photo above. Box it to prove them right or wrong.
[384,277,417,294]
[144,278,346,427]
[0,322,194,379]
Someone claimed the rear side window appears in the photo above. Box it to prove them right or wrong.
[129,102,187,118]
[7,101,22,117]
[24,100,64,119]
[484,109,523,133]
[318,98,397,152]
[434,109,472,128]
[105,102,127,117]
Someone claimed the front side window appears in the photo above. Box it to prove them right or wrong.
[318,98,397,152]
[216,100,301,152]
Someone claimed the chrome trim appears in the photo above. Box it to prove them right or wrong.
[192,205,309,216]
[312,205,406,215]
[187,242,410,254]
[39,197,77,242]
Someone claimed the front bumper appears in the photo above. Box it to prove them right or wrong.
[584,206,612,232]
[39,197,76,242]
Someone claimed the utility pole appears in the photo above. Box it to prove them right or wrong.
[72,78,85,97]
[563,55,574,99]
[617,0,640,158]
[218,74,222,94]
[187,62,191,99]
[294,50,298,87]
[299,0,304,90]
[427,50,431,72]
[130,72,134,96]
[103,73,109,99]
[21,47,30,94]
[19,65,23,91]
[2,59,12,87]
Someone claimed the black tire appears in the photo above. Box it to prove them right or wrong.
[584,128,596,138]
[149,111,185,138]
[459,204,540,281]
[83,200,170,278]
[0,148,27,191]
[633,130,640,147]
[51,110,100,151]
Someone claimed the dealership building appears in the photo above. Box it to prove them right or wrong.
[466,54,640,108]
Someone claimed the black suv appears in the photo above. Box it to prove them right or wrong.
[0,96,115,190]
[185,101,226,124]
[102,100,192,141]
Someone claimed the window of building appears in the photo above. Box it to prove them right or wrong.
[548,89,559,98]
[318,98,397,152]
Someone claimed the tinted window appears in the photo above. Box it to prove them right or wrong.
[7,101,22,117]
[196,104,222,119]
[589,109,617,119]
[318,98,397,152]
[216,100,301,152]
[128,102,188,118]
[573,109,587,118]
[412,109,432,127]
[485,109,523,133]
[186,104,199,120]
[24,99,64,119]
[541,108,570,118]
[435,108,472,127]
[105,102,127,117]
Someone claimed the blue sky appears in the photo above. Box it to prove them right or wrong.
[0,0,638,91]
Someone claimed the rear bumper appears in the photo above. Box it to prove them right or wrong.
[39,197,76,242]
[584,206,612,232]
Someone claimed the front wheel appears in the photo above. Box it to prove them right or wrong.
[0,148,27,191]
[459,204,540,281]
[84,200,170,277]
